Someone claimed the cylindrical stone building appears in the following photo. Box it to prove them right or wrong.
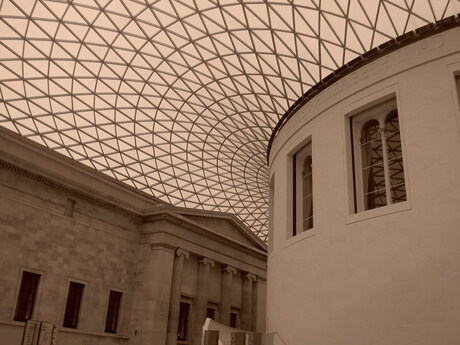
[267,18,460,345]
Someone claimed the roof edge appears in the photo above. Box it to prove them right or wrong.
[267,14,460,163]
[143,211,268,256]
[0,126,168,213]
[143,204,268,251]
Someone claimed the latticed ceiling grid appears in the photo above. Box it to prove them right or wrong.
[0,0,458,241]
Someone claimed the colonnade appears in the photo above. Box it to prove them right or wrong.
[165,248,258,345]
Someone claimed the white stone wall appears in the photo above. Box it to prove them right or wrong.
[267,27,460,345]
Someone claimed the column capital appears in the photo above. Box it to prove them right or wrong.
[222,265,237,275]
[175,248,190,259]
[242,272,257,282]
[199,257,215,268]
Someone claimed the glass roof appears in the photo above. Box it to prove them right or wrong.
[0,0,458,241]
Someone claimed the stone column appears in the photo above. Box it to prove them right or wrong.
[240,272,256,331]
[192,257,215,345]
[130,243,175,345]
[166,248,190,345]
[219,265,237,326]
[251,277,259,332]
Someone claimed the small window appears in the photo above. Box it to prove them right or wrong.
[63,282,84,328]
[351,99,406,212]
[230,312,238,328]
[64,198,76,217]
[293,141,313,235]
[105,290,122,333]
[457,75,460,98]
[206,307,216,320]
[14,271,41,322]
[177,302,190,341]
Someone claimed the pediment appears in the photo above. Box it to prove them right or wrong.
[177,210,266,252]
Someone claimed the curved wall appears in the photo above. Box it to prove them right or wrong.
[267,25,460,345]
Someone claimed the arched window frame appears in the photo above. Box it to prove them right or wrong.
[351,98,407,213]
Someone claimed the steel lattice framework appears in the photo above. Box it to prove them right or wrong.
[0,0,458,241]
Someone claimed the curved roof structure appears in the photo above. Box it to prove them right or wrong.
[0,0,458,241]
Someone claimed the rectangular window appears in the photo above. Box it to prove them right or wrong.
[105,290,122,333]
[64,198,76,217]
[456,75,460,108]
[63,282,84,328]
[206,307,216,320]
[351,98,406,213]
[177,302,190,341]
[293,141,313,235]
[14,271,40,322]
[457,75,460,97]
[230,312,238,328]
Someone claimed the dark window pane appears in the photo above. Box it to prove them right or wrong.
[230,312,238,328]
[105,291,122,333]
[63,282,84,328]
[177,302,190,341]
[14,271,40,322]
[361,120,387,210]
[385,112,406,204]
[365,187,387,210]
[302,155,313,231]
[206,307,215,320]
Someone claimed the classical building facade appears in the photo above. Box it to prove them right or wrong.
[0,127,267,345]
[267,19,460,345]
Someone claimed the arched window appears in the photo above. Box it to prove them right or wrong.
[293,141,313,235]
[302,155,313,230]
[352,99,406,212]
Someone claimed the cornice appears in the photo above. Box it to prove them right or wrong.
[0,128,268,252]
[149,242,176,252]
[0,156,267,254]
[0,159,142,220]
[0,126,167,211]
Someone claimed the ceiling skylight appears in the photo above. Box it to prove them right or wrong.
[0,0,458,241]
